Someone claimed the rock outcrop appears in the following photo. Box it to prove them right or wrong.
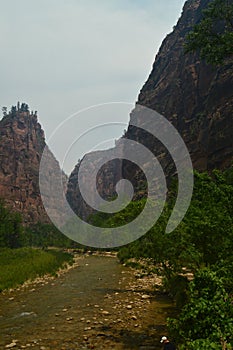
[0,105,66,224]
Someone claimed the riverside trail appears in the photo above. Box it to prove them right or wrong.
[0,255,175,350]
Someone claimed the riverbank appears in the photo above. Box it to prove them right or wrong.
[0,248,74,292]
[0,248,164,297]
[0,255,175,349]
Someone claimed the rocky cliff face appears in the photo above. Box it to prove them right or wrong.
[67,0,233,219]
[132,0,233,172]
[0,106,66,224]
[67,148,124,221]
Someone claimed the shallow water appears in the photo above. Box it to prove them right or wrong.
[0,256,175,349]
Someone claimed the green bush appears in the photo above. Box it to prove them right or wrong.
[168,269,233,349]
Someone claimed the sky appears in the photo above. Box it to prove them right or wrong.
[0,0,185,174]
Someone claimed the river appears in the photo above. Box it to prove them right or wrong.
[0,255,175,349]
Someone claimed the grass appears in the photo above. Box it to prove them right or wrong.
[0,247,74,291]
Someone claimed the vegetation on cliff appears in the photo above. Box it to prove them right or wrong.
[185,0,233,65]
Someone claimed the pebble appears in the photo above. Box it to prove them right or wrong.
[142,294,150,299]
[101,310,110,315]
[126,305,132,309]
[5,343,17,348]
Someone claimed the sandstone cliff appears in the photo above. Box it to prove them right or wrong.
[67,0,233,219]
[0,104,66,224]
[133,0,233,172]
[67,148,124,221]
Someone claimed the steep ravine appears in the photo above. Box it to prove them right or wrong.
[0,0,232,226]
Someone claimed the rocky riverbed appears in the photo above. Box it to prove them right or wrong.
[0,255,175,350]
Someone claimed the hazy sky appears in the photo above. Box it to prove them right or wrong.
[1,0,185,173]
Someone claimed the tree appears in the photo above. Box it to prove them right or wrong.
[20,103,29,112]
[0,200,23,248]
[10,105,17,116]
[183,171,233,267]
[185,0,233,65]
[2,107,7,117]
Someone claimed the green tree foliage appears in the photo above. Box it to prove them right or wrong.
[185,0,233,65]
[182,170,233,268]
[117,168,232,275]
[24,222,78,248]
[0,200,23,248]
[0,200,77,249]
[115,167,232,347]
[168,269,233,349]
